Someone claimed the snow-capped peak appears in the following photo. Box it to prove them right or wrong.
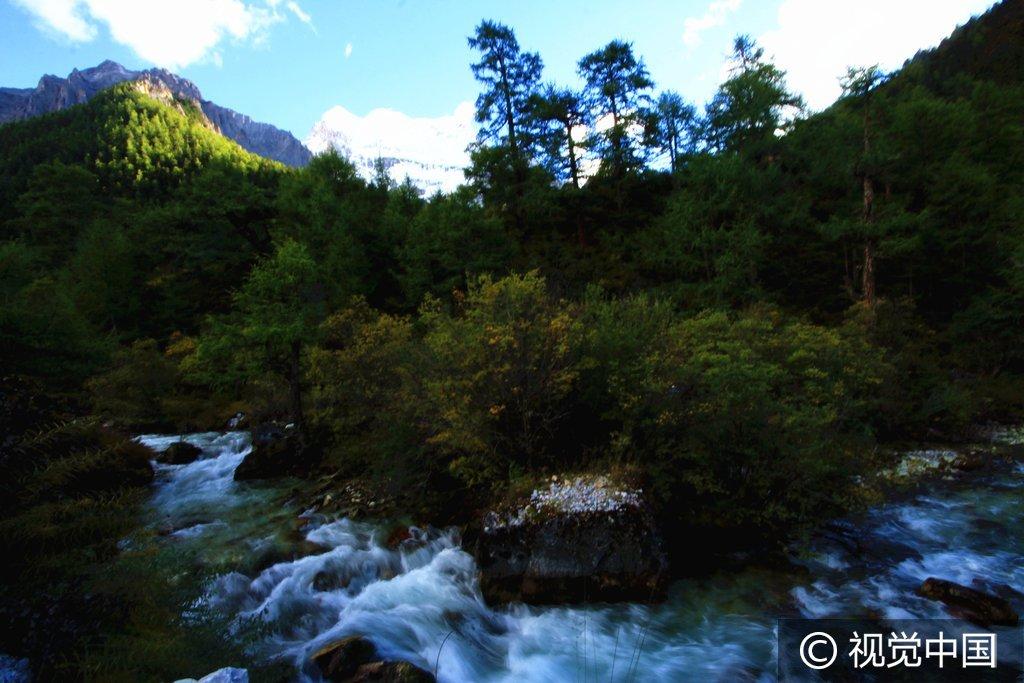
[305,102,477,194]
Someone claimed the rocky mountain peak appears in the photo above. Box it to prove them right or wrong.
[0,60,311,167]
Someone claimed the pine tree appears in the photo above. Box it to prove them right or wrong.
[578,40,654,176]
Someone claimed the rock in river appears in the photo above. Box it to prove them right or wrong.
[158,440,203,465]
[918,577,1020,626]
[311,636,434,682]
[173,667,248,683]
[234,423,317,480]
[473,475,668,604]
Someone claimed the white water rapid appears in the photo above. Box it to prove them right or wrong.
[138,432,1024,682]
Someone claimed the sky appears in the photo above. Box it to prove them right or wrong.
[0,0,998,143]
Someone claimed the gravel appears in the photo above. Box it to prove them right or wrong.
[485,475,643,531]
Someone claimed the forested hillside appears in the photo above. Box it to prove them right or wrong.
[3,0,1022,515]
[1,2,1022,677]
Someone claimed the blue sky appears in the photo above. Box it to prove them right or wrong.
[1,0,995,141]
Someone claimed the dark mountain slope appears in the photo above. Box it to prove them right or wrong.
[900,0,1024,88]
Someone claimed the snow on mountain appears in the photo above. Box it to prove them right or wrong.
[305,102,476,194]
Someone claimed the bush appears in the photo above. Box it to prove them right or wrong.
[843,299,975,438]
[0,412,156,679]
[421,271,582,487]
[610,305,891,538]
[308,298,430,488]
[86,339,178,430]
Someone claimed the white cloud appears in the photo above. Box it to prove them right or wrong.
[285,1,312,28]
[344,42,353,59]
[759,0,996,111]
[12,0,313,69]
[682,0,742,49]
[12,0,94,41]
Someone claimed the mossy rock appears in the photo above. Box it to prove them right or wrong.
[348,661,435,682]
[311,636,378,681]
[159,441,203,465]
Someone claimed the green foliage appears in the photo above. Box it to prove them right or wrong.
[0,241,110,387]
[86,339,178,429]
[638,153,773,306]
[609,306,890,535]
[1,14,1023,661]
[396,187,516,305]
[308,299,430,488]
[703,36,803,156]
[578,40,655,174]
[276,150,393,305]
[651,91,698,172]
[468,19,544,162]
[186,239,327,435]
[0,83,276,207]
[421,272,582,487]
[233,240,325,362]
[531,84,589,186]
[0,408,151,675]
[844,299,975,437]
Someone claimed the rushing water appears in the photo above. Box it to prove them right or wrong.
[137,433,1024,682]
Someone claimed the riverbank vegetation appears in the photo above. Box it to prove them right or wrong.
[4,0,1023,525]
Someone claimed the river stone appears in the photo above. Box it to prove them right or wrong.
[348,661,435,682]
[173,667,248,683]
[311,636,378,681]
[234,423,316,480]
[310,637,436,682]
[952,450,986,471]
[474,479,668,604]
[918,577,1020,626]
[159,441,203,465]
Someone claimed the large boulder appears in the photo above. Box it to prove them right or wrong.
[158,441,203,465]
[312,636,378,681]
[173,667,248,683]
[918,577,1020,626]
[310,636,435,683]
[234,423,315,481]
[474,475,668,604]
[347,662,434,682]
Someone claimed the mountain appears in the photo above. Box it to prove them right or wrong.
[0,60,311,167]
[306,102,476,194]
[901,0,1023,88]
[0,80,279,208]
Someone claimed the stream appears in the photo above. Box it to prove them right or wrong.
[137,432,1024,682]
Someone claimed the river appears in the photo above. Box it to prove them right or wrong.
[137,431,1024,682]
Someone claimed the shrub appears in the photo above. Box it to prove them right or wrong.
[421,271,582,487]
[86,339,178,429]
[611,305,891,538]
[308,298,429,488]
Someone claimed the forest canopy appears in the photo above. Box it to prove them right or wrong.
[1,0,1022,541]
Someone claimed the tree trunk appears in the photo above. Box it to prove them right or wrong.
[862,237,876,308]
[609,94,622,173]
[498,56,518,160]
[288,340,306,445]
[669,128,678,173]
[860,106,877,309]
[566,123,580,189]
[497,56,525,233]
[842,241,856,301]
[565,123,586,248]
